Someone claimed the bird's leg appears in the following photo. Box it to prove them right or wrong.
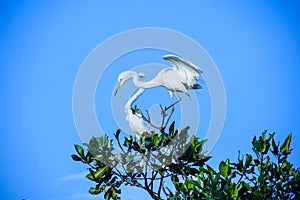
[162,93,182,129]
[165,97,181,111]
[159,104,166,129]
[165,93,181,111]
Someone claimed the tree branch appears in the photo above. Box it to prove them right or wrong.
[157,174,164,199]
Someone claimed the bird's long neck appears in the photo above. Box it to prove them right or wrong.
[130,72,145,88]
[131,72,160,89]
[125,88,144,112]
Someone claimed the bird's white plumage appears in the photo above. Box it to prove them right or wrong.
[153,68,188,94]
[114,54,203,136]
[124,88,149,137]
[162,54,202,89]
[114,54,202,99]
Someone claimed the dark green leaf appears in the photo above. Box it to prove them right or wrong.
[71,154,82,162]
[115,129,121,140]
[85,152,92,163]
[171,174,179,183]
[169,121,175,135]
[271,137,278,155]
[104,187,112,200]
[75,144,85,158]
[243,182,252,192]
[245,154,252,168]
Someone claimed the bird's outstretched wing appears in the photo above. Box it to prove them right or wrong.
[163,54,202,88]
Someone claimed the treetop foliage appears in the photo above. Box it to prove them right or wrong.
[72,124,300,199]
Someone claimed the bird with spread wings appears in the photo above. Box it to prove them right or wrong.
[114,54,202,137]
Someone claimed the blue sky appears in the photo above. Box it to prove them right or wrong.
[0,1,299,199]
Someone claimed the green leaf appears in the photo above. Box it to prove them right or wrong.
[243,182,252,192]
[182,179,193,193]
[188,167,200,176]
[219,159,231,177]
[280,133,292,154]
[219,161,227,177]
[86,173,95,181]
[271,137,279,155]
[232,184,238,198]
[259,136,267,153]
[151,133,160,146]
[89,187,102,195]
[171,174,179,183]
[196,156,211,165]
[85,152,92,163]
[115,129,121,140]
[158,168,165,176]
[262,130,267,137]
[71,154,82,162]
[169,121,175,135]
[75,144,85,158]
[245,154,252,168]
[105,187,113,200]
[132,141,141,151]
[95,166,110,180]
[213,172,221,183]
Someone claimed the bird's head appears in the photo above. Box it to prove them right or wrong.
[114,71,142,95]
[114,72,128,96]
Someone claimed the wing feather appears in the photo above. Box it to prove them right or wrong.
[163,54,202,88]
[156,68,189,94]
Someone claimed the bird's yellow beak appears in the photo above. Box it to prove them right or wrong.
[114,80,122,96]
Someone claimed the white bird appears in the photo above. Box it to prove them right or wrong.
[124,88,150,137]
[114,54,202,103]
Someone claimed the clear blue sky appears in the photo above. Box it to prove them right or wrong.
[0,1,299,199]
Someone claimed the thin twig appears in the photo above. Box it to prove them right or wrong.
[157,173,164,199]
[115,133,126,154]
[165,134,188,179]
[144,155,148,188]
[162,185,168,197]
[159,104,166,128]
[150,171,158,191]
[163,107,175,130]
[134,173,172,181]
[141,110,162,130]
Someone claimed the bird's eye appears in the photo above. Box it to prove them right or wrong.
[138,73,145,78]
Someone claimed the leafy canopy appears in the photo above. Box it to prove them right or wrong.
[72,125,300,200]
